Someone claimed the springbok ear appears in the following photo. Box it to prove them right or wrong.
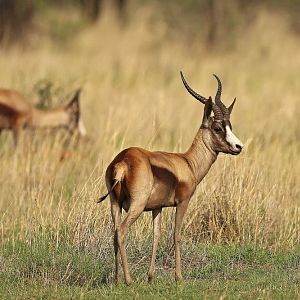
[68,89,81,105]
[201,96,213,128]
[228,97,236,114]
[67,89,81,112]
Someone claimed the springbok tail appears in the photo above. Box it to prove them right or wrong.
[97,180,118,203]
[96,161,126,204]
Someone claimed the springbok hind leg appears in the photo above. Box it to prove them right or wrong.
[117,205,144,285]
[111,202,122,284]
[174,200,189,282]
[148,208,162,283]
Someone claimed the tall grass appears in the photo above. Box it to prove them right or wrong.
[0,6,299,278]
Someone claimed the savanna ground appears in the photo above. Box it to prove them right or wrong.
[0,3,299,299]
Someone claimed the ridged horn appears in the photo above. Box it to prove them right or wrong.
[212,103,223,120]
[180,71,224,120]
[213,74,222,103]
[213,74,227,112]
[180,71,208,105]
[213,74,236,120]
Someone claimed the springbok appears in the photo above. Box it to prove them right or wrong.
[0,88,86,145]
[98,72,243,285]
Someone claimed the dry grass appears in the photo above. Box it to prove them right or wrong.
[0,6,299,263]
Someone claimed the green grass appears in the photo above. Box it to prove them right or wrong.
[1,279,299,300]
[1,239,299,299]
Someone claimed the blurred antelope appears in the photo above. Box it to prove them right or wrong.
[0,88,86,146]
[98,72,243,285]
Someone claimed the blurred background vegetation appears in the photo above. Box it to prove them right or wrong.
[0,0,300,47]
[0,0,299,295]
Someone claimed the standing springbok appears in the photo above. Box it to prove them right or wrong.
[0,88,86,146]
[98,72,243,285]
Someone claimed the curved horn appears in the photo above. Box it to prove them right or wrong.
[180,71,208,105]
[213,74,236,120]
[213,74,223,104]
[213,74,228,112]
[181,71,224,120]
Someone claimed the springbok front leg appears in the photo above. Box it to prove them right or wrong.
[118,205,145,285]
[174,200,189,281]
[148,208,162,283]
[111,202,122,284]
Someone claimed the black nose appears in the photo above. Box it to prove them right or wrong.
[235,144,243,151]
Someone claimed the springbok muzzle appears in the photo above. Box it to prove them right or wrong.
[225,126,243,154]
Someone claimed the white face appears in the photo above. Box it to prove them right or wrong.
[78,118,87,136]
[225,125,243,153]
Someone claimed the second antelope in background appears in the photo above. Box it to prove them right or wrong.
[0,88,87,146]
[98,72,244,285]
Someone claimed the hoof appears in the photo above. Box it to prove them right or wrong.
[175,274,183,282]
[125,277,133,285]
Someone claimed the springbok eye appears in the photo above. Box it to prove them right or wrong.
[214,127,222,133]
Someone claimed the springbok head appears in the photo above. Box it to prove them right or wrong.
[66,89,87,137]
[180,72,243,155]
